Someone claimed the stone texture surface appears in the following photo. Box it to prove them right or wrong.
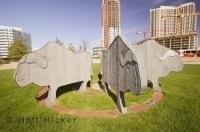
[14,42,92,105]
[130,39,183,90]
[102,36,141,93]
[102,36,141,113]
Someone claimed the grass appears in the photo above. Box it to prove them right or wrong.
[0,64,200,131]
[58,63,153,110]
[57,89,116,110]
[92,63,101,81]
[57,88,153,110]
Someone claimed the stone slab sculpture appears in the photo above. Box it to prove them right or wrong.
[101,36,141,113]
[101,36,183,113]
[14,42,92,105]
[130,39,183,91]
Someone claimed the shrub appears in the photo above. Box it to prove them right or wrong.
[0,59,3,65]
[0,59,10,64]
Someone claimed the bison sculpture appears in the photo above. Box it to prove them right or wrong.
[101,36,141,113]
[130,39,183,91]
[14,42,91,105]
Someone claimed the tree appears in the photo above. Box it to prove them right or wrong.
[55,37,64,45]
[79,40,89,52]
[8,39,28,61]
[68,43,76,53]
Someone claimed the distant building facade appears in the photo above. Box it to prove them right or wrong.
[0,25,32,58]
[102,0,121,48]
[92,46,103,59]
[150,2,198,50]
[92,39,103,59]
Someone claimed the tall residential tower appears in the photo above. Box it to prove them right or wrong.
[150,2,198,50]
[102,0,121,48]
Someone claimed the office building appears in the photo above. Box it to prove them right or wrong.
[0,25,32,58]
[92,46,103,59]
[92,39,103,59]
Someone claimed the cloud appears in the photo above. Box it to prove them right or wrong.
[149,0,196,7]
[170,0,195,5]
[154,0,167,5]
[123,0,168,18]
[124,27,148,34]
[144,0,167,7]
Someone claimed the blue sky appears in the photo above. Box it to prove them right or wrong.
[0,0,199,49]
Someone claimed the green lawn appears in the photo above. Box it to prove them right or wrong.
[92,63,101,81]
[0,64,200,132]
[57,88,153,110]
[55,63,153,110]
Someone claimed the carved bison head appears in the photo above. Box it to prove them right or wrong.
[14,55,31,86]
[14,52,48,87]
[119,50,141,94]
[159,50,183,74]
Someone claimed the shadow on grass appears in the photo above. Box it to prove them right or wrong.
[97,73,118,107]
[104,83,118,106]
[36,82,84,101]
[56,82,83,98]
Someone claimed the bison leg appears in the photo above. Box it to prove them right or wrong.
[117,90,128,114]
[79,81,87,92]
[46,85,57,106]
[103,82,109,94]
[152,77,161,91]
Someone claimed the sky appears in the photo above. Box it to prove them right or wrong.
[0,0,199,50]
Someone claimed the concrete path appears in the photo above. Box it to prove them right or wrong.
[0,62,17,70]
[182,57,200,64]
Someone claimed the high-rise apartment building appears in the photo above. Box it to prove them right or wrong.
[0,25,32,59]
[102,0,121,48]
[150,2,198,50]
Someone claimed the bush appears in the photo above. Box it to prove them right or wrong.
[0,59,10,64]
[8,39,28,61]
[0,59,3,65]
[4,59,10,64]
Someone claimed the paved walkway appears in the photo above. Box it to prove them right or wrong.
[37,86,163,117]
[0,62,17,70]
[182,57,200,64]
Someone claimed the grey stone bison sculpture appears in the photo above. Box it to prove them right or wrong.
[130,39,183,91]
[14,42,91,105]
[101,36,141,113]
